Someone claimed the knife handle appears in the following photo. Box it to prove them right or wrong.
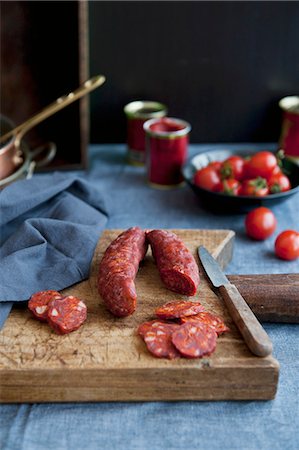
[219,283,273,357]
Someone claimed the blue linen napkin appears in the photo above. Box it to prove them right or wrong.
[0,172,108,328]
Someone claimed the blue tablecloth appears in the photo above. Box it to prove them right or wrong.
[1,144,298,450]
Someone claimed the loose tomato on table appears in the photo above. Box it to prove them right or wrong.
[218,179,241,196]
[240,177,269,196]
[193,166,221,192]
[275,230,299,261]
[268,173,291,193]
[245,207,277,240]
[245,151,278,180]
[220,155,245,181]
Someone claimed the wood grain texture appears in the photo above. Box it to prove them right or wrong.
[0,229,279,403]
[228,274,299,323]
[219,284,273,357]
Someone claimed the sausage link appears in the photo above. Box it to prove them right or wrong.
[97,227,148,317]
[147,230,200,296]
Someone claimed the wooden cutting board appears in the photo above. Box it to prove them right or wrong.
[0,229,279,403]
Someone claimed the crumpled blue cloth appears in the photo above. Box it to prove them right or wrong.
[0,172,108,327]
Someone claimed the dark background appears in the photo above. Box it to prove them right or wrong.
[89,1,299,144]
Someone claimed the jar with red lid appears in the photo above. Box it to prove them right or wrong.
[143,117,191,188]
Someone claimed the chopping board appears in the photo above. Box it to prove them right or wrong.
[0,229,279,403]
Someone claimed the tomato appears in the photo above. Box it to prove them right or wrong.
[268,173,291,193]
[220,155,245,181]
[240,177,269,196]
[271,165,283,176]
[218,179,241,196]
[245,151,278,179]
[193,166,221,191]
[245,207,277,240]
[208,161,222,174]
[275,230,299,260]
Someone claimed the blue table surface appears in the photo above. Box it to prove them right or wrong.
[1,144,298,450]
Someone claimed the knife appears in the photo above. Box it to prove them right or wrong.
[198,246,273,357]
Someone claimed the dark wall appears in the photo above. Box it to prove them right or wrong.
[89,1,299,144]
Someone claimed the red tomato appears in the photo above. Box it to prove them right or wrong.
[240,177,269,197]
[208,161,222,174]
[220,155,245,181]
[218,179,241,196]
[268,173,291,193]
[275,230,299,260]
[271,165,283,176]
[193,166,221,191]
[245,151,278,179]
[245,207,277,240]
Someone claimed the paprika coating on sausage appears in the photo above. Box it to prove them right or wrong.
[98,227,148,317]
[147,230,200,296]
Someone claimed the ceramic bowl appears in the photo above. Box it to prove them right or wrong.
[182,148,299,213]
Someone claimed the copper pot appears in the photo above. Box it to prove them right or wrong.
[0,115,23,179]
[0,74,106,183]
[0,114,57,189]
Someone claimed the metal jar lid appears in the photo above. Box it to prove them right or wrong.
[124,101,167,119]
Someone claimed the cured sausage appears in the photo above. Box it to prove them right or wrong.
[155,300,205,320]
[98,227,148,317]
[143,322,181,359]
[138,320,170,338]
[171,322,217,358]
[28,290,62,321]
[180,311,230,335]
[146,230,200,296]
[47,295,87,334]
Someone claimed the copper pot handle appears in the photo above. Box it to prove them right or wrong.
[0,74,106,147]
[25,142,57,180]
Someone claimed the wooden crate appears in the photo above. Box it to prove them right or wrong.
[0,1,89,170]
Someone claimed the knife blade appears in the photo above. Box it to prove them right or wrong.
[198,246,273,357]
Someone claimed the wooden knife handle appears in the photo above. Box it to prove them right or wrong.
[219,283,273,357]
[227,274,299,323]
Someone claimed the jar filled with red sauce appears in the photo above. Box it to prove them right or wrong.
[143,117,191,187]
[124,101,167,165]
[279,96,299,163]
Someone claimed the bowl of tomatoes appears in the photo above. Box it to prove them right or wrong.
[182,148,299,213]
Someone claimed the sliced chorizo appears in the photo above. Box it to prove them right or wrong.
[98,227,148,317]
[28,290,62,321]
[171,322,217,358]
[180,311,230,335]
[143,322,181,359]
[138,320,169,338]
[147,230,200,296]
[155,300,205,320]
[47,295,87,334]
